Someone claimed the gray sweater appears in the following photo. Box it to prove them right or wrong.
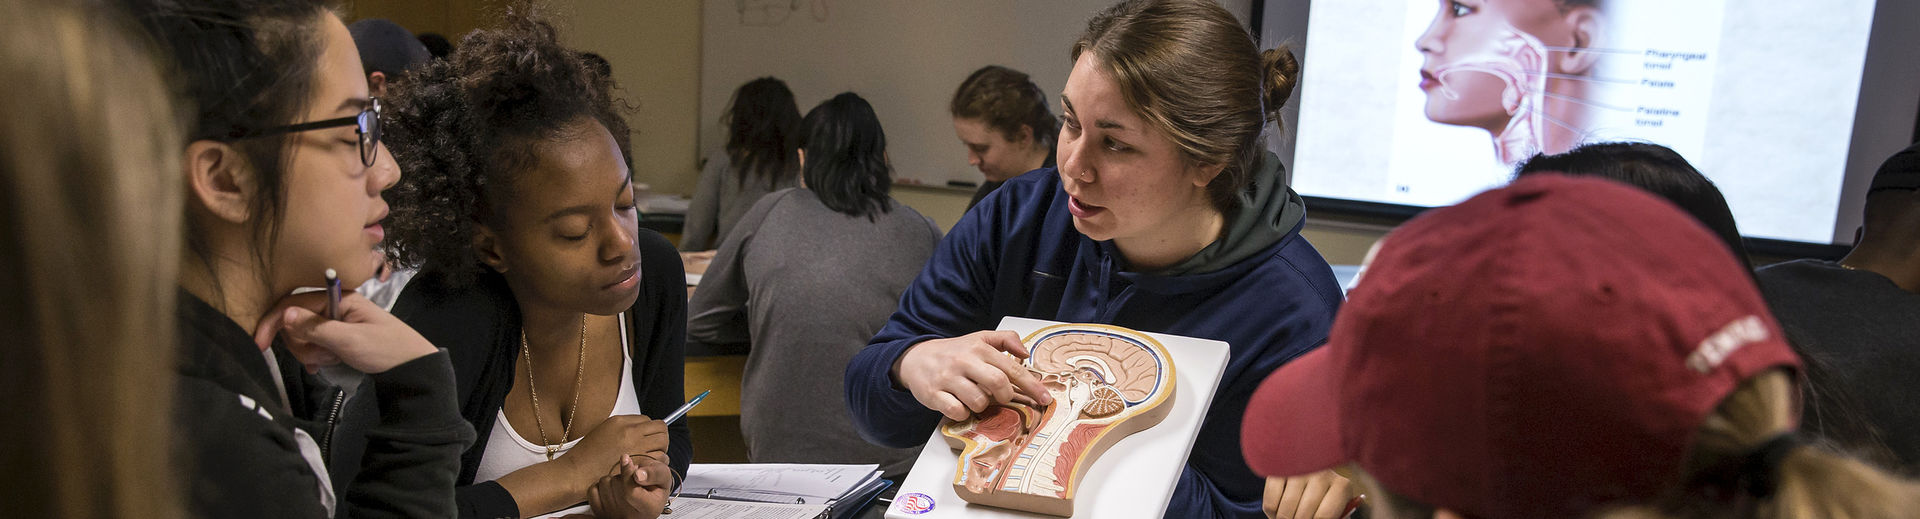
[688,188,941,476]
[1757,259,1920,473]
[680,152,801,251]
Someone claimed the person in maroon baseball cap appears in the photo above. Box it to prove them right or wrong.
[1241,174,1920,518]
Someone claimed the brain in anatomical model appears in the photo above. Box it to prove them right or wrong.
[939,324,1176,517]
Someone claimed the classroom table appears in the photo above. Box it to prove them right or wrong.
[682,355,745,417]
[680,262,1363,420]
[681,252,747,418]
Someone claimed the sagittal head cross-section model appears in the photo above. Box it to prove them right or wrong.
[940,324,1177,517]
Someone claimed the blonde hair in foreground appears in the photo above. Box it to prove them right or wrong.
[1368,370,1920,518]
[1599,370,1920,519]
[0,0,185,517]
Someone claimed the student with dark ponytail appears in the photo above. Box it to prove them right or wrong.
[121,0,476,516]
[845,1,1341,517]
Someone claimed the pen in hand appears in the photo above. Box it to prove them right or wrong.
[625,391,706,472]
[324,268,341,320]
[318,268,366,380]
[662,389,711,425]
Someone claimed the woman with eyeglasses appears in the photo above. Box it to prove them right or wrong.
[122,0,475,516]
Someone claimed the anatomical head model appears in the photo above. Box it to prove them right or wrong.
[1416,0,1605,163]
[940,324,1176,516]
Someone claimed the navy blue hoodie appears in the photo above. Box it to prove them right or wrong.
[845,161,1342,518]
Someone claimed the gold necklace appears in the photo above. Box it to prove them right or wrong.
[521,314,588,461]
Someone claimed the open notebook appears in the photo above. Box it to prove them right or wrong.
[674,463,891,519]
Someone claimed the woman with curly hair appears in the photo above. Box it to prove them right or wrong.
[382,12,687,519]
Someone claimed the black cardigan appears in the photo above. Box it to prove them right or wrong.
[393,228,692,519]
[174,291,474,518]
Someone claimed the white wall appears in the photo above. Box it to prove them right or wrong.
[557,1,705,196]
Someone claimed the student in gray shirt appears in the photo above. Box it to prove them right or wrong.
[1757,141,1920,472]
[689,92,941,477]
[682,77,803,251]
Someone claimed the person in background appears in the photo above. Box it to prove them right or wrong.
[1244,175,1920,519]
[349,18,431,98]
[949,65,1058,209]
[125,0,476,516]
[345,17,430,299]
[418,32,454,59]
[1514,141,1752,268]
[1756,141,1920,473]
[383,11,686,519]
[689,92,941,478]
[845,1,1348,516]
[681,77,804,252]
[0,0,182,516]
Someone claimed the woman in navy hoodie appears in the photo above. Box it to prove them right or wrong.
[844,1,1343,517]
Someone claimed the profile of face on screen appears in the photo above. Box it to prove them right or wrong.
[1416,0,1606,163]
[1286,0,1890,246]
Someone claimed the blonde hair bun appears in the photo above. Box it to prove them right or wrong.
[1260,45,1300,123]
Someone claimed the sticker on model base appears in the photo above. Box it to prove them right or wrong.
[938,324,1177,517]
[893,492,936,515]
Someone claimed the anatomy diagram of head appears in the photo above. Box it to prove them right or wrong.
[940,326,1176,516]
[1417,0,1606,163]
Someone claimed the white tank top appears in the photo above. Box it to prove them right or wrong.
[474,314,638,518]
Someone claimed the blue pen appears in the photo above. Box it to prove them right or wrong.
[663,390,711,425]
[324,268,341,320]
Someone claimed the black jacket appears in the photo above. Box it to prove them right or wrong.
[173,291,474,518]
[393,228,692,519]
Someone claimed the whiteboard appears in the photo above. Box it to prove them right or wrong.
[699,0,1249,187]
[885,317,1230,519]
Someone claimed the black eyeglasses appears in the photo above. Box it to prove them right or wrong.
[228,97,382,167]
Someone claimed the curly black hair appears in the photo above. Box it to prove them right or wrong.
[382,10,632,284]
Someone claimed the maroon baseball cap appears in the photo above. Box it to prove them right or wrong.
[1242,175,1800,518]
